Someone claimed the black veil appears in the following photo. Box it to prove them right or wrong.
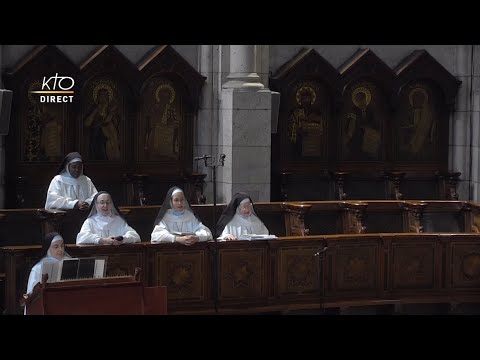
[153,186,201,226]
[56,152,83,175]
[86,191,125,221]
[41,231,71,260]
[216,192,256,235]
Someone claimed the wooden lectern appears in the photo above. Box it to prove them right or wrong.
[24,268,167,315]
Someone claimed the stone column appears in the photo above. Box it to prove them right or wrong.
[0,44,5,207]
[218,45,272,203]
[223,45,264,90]
[452,45,473,200]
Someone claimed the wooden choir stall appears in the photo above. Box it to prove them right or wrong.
[24,268,167,315]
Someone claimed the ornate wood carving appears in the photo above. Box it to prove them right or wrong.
[283,203,311,236]
[2,45,206,207]
[335,49,395,165]
[270,48,340,200]
[154,248,207,301]
[6,233,480,314]
[340,201,368,234]
[2,45,79,208]
[385,171,405,200]
[218,247,266,300]
[268,48,460,200]
[391,243,435,289]
[333,243,378,292]
[451,244,480,288]
[330,171,349,200]
[393,50,460,171]
[36,208,66,238]
[466,202,480,233]
[402,201,427,233]
[437,171,461,200]
[278,245,323,295]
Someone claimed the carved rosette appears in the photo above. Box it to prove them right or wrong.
[462,253,480,280]
[286,255,315,289]
[344,256,369,283]
[225,261,255,288]
[167,262,194,296]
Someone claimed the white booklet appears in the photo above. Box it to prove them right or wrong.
[171,231,196,236]
[41,257,107,283]
[237,234,277,241]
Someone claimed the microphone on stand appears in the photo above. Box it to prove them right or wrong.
[194,155,212,161]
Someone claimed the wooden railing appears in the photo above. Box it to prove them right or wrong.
[2,200,480,249]
[3,233,480,314]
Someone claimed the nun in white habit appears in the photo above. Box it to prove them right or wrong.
[26,232,72,296]
[151,186,213,246]
[216,192,269,240]
[76,191,140,245]
[45,152,98,210]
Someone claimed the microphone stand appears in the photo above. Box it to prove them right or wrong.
[196,154,225,313]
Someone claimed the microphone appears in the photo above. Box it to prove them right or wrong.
[194,155,212,161]
[314,247,328,257]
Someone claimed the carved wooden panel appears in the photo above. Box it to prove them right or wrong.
[24,83,66,163]
[393,49,460,172]
[330,242,378,293]
[269,48,340,202]
[154,248,206,301]
[2,45,206,208]
[391,243,436,289]
[2,45,79,208]
[394,81,443,162]
[218,246,266,300]
[67,246,145,279]
[285,80,330,161]
[339,81,388,161]
[138,77,182,162]
[450,243,480,288]
[269,48,460,201]
[80,77,125,163]
[277,245,322,296]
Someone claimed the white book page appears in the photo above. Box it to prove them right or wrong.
[41,261,61,283]
[94,259,106,278]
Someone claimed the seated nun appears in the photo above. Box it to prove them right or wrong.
[76,191,140,245]
[26,232,72,297]
[216,192,269,241]
[45,152,98,210]
[151,186,213,246]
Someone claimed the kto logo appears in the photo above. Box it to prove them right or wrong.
[30,73,75,103]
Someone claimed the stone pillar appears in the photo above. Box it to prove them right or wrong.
[218,45,272,203]
[0,45,5,207]
[223,45,264,90]
[452,45,473,200]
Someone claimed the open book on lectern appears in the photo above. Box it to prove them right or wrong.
[41,257,107,283]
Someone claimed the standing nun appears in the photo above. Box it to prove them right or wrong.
[151,186,212,246]
[216,192,269,240]
[45,152,98,210]
[76,191,140,245]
